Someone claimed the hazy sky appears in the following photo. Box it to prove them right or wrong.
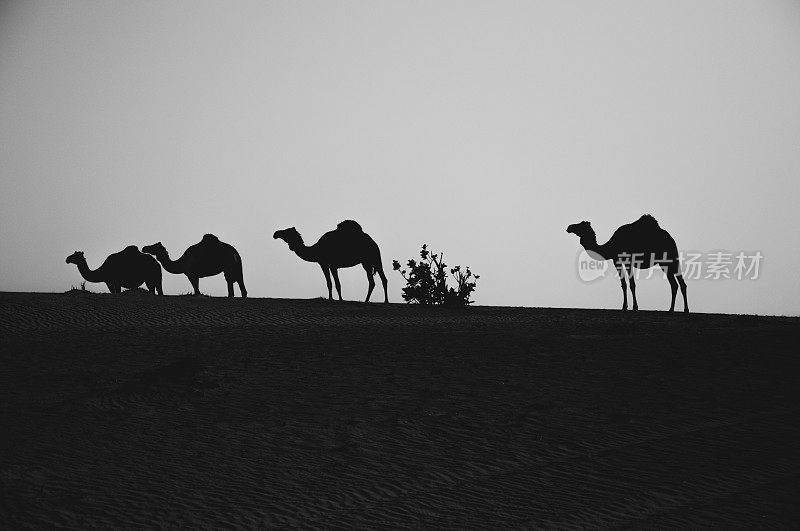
[2,1,799,314]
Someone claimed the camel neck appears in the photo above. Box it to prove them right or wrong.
[580,236,611,260]
[291,242,318,263]
[76,260,103,282]
[157,252,183,274]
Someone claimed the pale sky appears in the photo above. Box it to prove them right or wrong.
[2,1,799,314]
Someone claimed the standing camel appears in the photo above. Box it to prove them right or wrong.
[567,215,689,312]
[142,234,247,297]
[66,246,163,294]
[273,220,388,303]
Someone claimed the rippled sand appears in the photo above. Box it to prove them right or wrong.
[2,292,799,528]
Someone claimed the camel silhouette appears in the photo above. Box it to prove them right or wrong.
[66,246,163,294]
[142,234,247,298]
[273,220,388,303]
[567,215,689,312]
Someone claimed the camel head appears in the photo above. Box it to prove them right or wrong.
[273,227,303,250]
[66,251,85,265]
[566,221,594,240]
[141,242,167,258]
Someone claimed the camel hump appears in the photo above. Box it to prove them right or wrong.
[202,234,220,243]
[122,245,140,253]
[637,214,659,228]
[337,220,363,233]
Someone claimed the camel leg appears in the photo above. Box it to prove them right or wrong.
[331,268,343,301]
[377,265,388,303]
[677,274,689,313]
[189,276,201,296]
[223,270,236,298]
[151,274,163,295]
[363,264,375,303]
[231,260,247,298]
[627,265,638,311]
[237,276,247,298]
[321,266,333,300]
[616,264,628,310]
[667,272,678,312]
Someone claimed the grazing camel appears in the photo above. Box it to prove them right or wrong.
[142,234,247,297]
[273,220,388,303]
[66,246,163,294]
[567,215,689,312]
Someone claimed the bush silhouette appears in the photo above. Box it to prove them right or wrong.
[393,245,479,306]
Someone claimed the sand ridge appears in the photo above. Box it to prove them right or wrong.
[1,292,799,527]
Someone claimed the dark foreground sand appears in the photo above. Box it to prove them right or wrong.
[1,291,799,528]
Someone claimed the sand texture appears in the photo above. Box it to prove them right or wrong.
[1,292,799,528]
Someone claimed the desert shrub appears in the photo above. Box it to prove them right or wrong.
[392,245,479,306]
[67,281,90,293]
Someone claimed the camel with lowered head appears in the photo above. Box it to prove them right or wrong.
[66,245,163,294]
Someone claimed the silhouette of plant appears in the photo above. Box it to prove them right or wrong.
[67,281,93,294]
[392,245,479,306]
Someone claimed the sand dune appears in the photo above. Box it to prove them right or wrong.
[1,292,799,528]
